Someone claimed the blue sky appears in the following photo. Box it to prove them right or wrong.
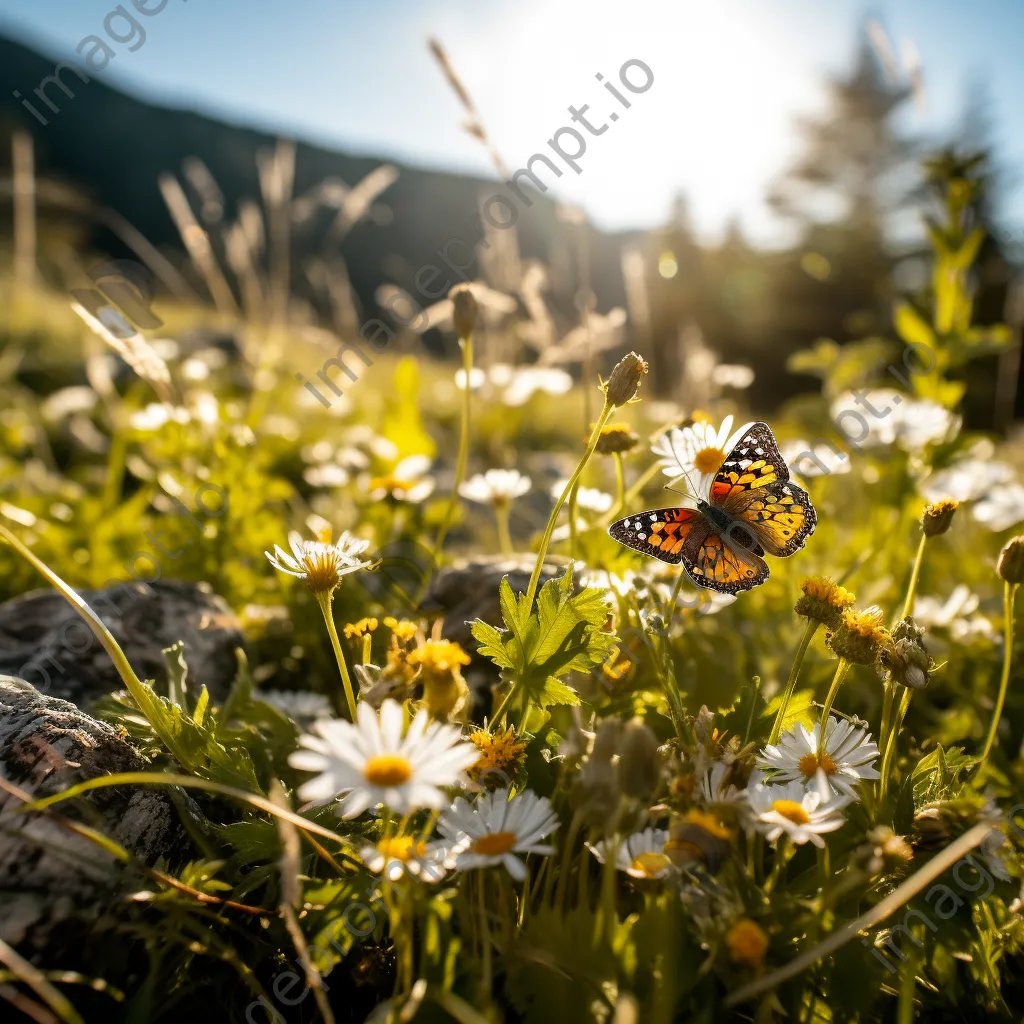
[2,0,1023,244]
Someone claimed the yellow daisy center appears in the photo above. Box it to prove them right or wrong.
[772,799,811,825]
[693,446,727,474]
[469,831,518,856]
[363,755,413,788]
[631,852,672,877]
[377,836,425,862]
[798,752,839,778]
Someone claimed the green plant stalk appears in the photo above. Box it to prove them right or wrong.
[488,680,520,732]
[434,333,474,556]
[567,480,580,559]
[769,620,820,744]
[553,811,584,911]
[981,580,1017,762]
[879,679,896,756]
[0,522,194,767]
[494,503,513,556]
[901,533,928,621]
[362,632,372,666]
[612,451,625,517]
[0,936,86,1024]
[819,658,852,738]
[880,687,913,802]
[316,593,358,720]
[525,398,614,608]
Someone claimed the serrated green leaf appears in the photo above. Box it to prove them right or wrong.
[470,619,516,669]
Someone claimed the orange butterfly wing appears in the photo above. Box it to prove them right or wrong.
[684,528,770,593]
[711,422,817,558]
[608,507,703,564]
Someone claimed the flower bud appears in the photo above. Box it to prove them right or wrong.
[450,285,478,339]
[617,719,661,800]
[997,535,1024,584]
[601,351,649,407]
[881,618,933,690]
[851,825,913,876]
[665,809,734,872]
[921,499,958,538]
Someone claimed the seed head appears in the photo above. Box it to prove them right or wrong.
[827,606,891,665]
[450,285,478,339]
[921,499,958,537]
[997,535,1024,584]
[881,618,933,690]
[851,825,913,876]
[795,576,856,629]
[594,422,640,455]
[617,718,661,800]
[725,918,769,968]
[601,351,649,408]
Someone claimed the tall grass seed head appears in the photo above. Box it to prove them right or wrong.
[594,421,640,455]
[997,535,1024,584]
[601,351,649,408]
[827,605,891,664]
[450,284,479,339]
[795,575,856,629]
[725,918,769,968]
[921,498,959,537]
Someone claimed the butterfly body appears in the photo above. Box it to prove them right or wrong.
[609,422,816,594]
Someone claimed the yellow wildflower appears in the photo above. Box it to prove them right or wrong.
[468,725,527,786]
[343,617,379,639]
[726,918,769,968]
[384,617,419,642]
[828,606,891,665]
[921,499,958,537]
[594,422,640,455]
[795,576,855,629]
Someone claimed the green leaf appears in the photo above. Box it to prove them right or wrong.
[894,301,936,349]
[470,619,516,670]
[912,744,973,805]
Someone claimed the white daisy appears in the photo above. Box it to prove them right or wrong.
[895,399,959,451]
[915,585,994,642]
[288,699,479,819]
[745,779,848,847]
[503,367,573,407]
[780,439,851,479]
[549,481,614,514]
[588,827,673,879]
[699,762,744,804]
[711,364,755,390]
[265,527,373,595]
[920,458,1014,505]
[368,455,436,503]
[972,482,1024,532]
[459,469,532,507]
[651,415,753,501]
[256,689,332,721]
[756,717,880,803]
[437,788,558,880]
[359,835,447,883]
[830,391,959,453]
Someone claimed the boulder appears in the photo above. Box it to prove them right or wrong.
[0,677,186,952]
[0,580,244,706]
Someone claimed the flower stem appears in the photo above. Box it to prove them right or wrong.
[612,452,625,518]
[981,580,1017,763]
[434,332,473,557]
[494,504,513,556]
[316,593,358,720]
[880,687,913,802]
[488,679,520,732]
[567,480,580,559]
[525,398,614,608]
[819,658,852,738]
[770,620,819,745]
[901,533,928,621]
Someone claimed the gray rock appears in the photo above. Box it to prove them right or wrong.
[0,580,244,706]
[0,677,185,951]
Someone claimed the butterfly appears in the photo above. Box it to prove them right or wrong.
[608,422,816,594]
